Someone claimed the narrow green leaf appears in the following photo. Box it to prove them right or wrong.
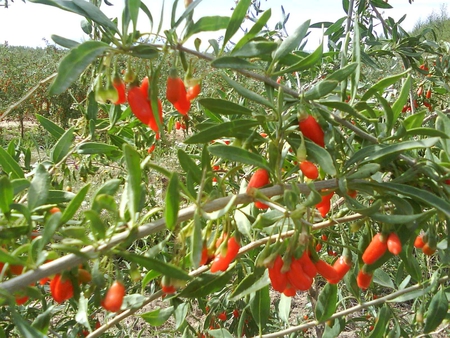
[272,20,311,62]
[178,270,233,298]
[250,286,270,332]
[141,306,174,326]
[0,249,24,265]
[178,149,202,184]
[404,127,448,139]
[392,75,411,121]
[306,141,336,176]
[91,179,121,212]
[361,69,410,101]
[28,164,50,210]
[211,56,261,70]
[60,184,90,224]
[233,8,271,52]
[11,311,46,338]
[51,34,80,49]
[0,176,13,214]
[222,75,275,108]
[122,253,191,281]
[185,16,229,38]
[36,114,65,139]
[46,190,76,204]
[326,62,358,82]
[424,288,448,333]
[315,283,337,322]
[191,213,203,268]
[31,305,55,334]
[373,269,395,289]
[229,267,269,301]
[76,142,120,155]
[208,145,269,171]
[319,100,371,123]
[369,305,390,338]
[208,328,234,338]
[223,0,251,47]
[71,0,119,32]
[11,179,30,196]
[198,98,252,116]
[185,120,259,144]
[304,80,339,100]
[0,147,24,179]
[273,42,323,75]
[123,144,142,222]
[165,173,180,231]
[51,127,74,164]
[49,40,110,95]
[127,0,140,30]
[38,212,62,252]
[129,44,159,59]
[278,294,292,324]
[231,41,278,58]
[323,317,345,338]
[84,210,106,240]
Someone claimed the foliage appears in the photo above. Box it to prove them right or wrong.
[1,0,450,337]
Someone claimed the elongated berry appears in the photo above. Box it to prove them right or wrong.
[314,259,339,282]
[315,192,334,217]
[102,281,125,312]
[300,160,319,180]
[298,251,317,279]
[414,234,425,249]
[247,169,270,192]
[328,256,352,284]
[357,269,373,290]
[387,233,402,255]
[186,84,201,101]
[299,115,325,147]
[268,255,288,292]
[362,233,388,265]
[287,258,313,291]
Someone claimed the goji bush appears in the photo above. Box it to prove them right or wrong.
[1,0,450,337]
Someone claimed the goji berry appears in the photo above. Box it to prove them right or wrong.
[422,243,436,256]
[298,115,325,147]
[425,89,432,99]
[282,285,297,297]
[186,83,201,101]
[15,293,29,305]
[267,255,288,292]
[387,233,402,255]
[218,311,227,321]
[357,269,373,290]
[49,207,61,214]
[9,264,23,275]
[77,269,92,284]
[416,86,423,96]
[414,234,425,249]
[315,191,334,217]
[299,160,319,179]
[147,144,156,154]
[166,71,183,104]
[247,168,270,209]
[102,281,125,312]
[233,309,239,318]
[140,76,150,98]
[328,256,352,284]
[314,259,339,282]
[112,76,127,105]
[287,258,313,291]
[210,237,240,272]
[175,121,181,130]
[362,233,388,265]
[298,251,317,279]
[127,85,163,132]
[50,274,74,303]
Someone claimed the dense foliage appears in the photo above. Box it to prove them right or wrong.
[1,0,450,337]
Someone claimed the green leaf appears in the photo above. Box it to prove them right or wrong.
[129,44,159,59]
[211,56,262,70]
[404,111,425,130]
[391,75,411,121]
[11,179,30,196]
[424,288,448,333]
[369,305,390,338]
[404,127,448,139]
[232,9,271,52]
[208,145,269,171]
[306,141,336,176]
[75,293,90,331]
[84,210,106,240]
[198,98,252,116]
[127,0,140,31]
[273,42,323,75]
[46,190,76,204]
[208,328,234,338]
[222,75,275,108]
[165,173,180,231]
[304,80,339,100]
[250,285,270,332]
[178,270,233,298]
[141,306,174,326]
[361,69,410,101]
[229,267,270,301]
[71,0,119,32]
[0,176,13,214]
[185,16,229,38]
[51,127,74,164]
[178,149,202,184]
[272,20,311,62]
[51,34,80,49]
[323,317,345,338]
[76,142,120,155]
[231,41,278,58]
[315,283,338,322]
[373,269,395,289]
[31,305,55,334]
[327,63,358,82]
[123,144,142,222]
[49,40,110,95]
[36,114,65,139]
[185,120,259,144]
[60,184,90,224]
[223,0,251,48]
[38,211,62,253]
[278,294,292,324]
[0,147,24,179]
[121,253,191,281]
[190,213,203,268]
[11,311,46,338]
[28,164,50,210]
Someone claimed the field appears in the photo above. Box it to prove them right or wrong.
[1,1,450,338]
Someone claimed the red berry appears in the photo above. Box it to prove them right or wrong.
[267,255,288,292]
[414,234,425,249]
[50,274,74,303]
[298,115,325,147]
[102,281,125,312]
[186,84,201,101]
[218,311,227,321]
[357,269,373,290]
[387,233,402,255]
[362,233,388,265]
[314,259,339,282]
[299,160,319,179]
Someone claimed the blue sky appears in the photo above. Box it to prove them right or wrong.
[0,0,447,49]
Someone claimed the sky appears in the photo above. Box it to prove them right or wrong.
[0,0,448,49]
